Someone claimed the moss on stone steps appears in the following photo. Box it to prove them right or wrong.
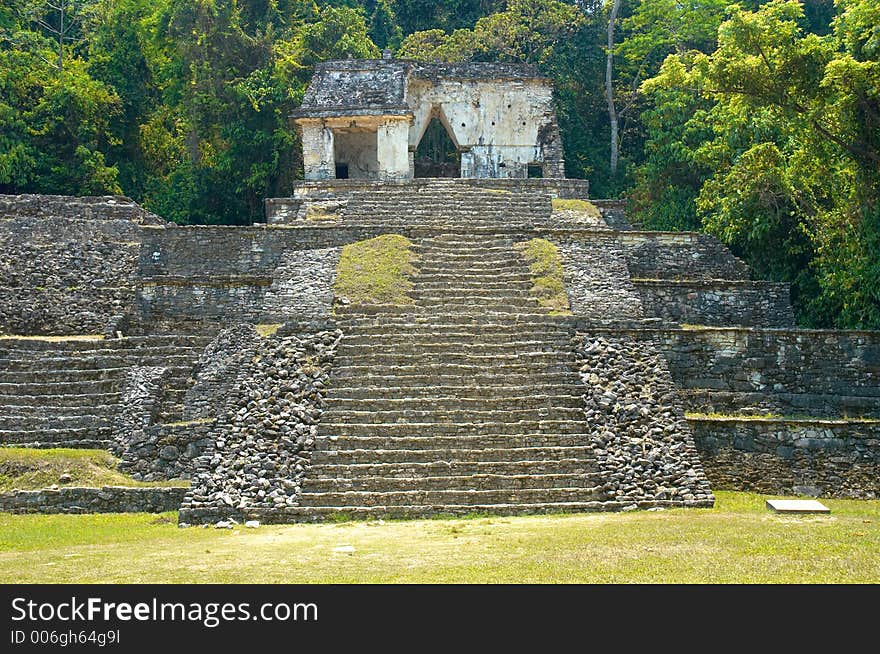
[551,198,602,219]
[514,238,571,314]
[334,234,418,307]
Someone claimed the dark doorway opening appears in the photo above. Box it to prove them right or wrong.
[527,163,543,179]
[335,163,349,179]
[414,117,461,178]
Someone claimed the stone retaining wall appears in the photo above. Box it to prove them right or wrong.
[179,328,341,524]
[634,280,796,327]
[0,199,149,334]
[120,421,214,481]
[0,486,187,514]
[617,232,750,281]
[691,417,880,498]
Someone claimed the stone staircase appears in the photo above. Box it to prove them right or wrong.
[298,230,611,518]
[0,335,212,448]
[342,179,551,229]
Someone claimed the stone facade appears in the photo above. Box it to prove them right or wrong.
[1,96,879,521]
[0,486,187,514]
[291,59,565,181]
[691,417,880,498]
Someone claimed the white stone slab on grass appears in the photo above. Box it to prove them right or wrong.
[766,499,830,514]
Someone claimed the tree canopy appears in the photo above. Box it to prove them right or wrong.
[0,0,877,328]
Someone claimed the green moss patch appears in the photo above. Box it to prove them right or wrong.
[551,198,602,219]
[514,238,571,314]
[334,234,418,307]
[0,448,189,492]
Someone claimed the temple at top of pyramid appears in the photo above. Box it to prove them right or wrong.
[290,53,565,181]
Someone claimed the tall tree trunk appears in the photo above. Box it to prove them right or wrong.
[606,0,622,177]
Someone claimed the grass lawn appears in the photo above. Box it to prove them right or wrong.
[0,491,877,583]
[0,448,189,492]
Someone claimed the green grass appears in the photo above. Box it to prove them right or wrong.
[334,234,418,307]
[514,238,571,314]
[1,491,877,583]
[0,448,189,492]
[551,198,602,220]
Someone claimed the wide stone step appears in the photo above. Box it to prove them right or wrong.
[0,336,211,352]
[339,333,572,347]
[0,345,205,360]
[0,426,113,447]
[298,486,605,507]
[327,383,586,400]
[337,323,571,337]
[0,366,196,383]
[0,414,115,430]
[0,354,199,371]
[241,500,663,522]
[416,264,530,275]
[309,458,598,479]
[335,314,568,327]
[409,295,538,307]
[327,395,585,412]
[0,379,122,395]
[325,407,585,423]
[0,393,123,408]
[321,420,588,437]
[328,373,583,389]
[413,281,533,292]
[336,351,569,365]
[306,472,600,493]
[313,440,594,461]
[337,342,571,356]
[333,362,574,386]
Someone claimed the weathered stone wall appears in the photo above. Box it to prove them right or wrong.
[574,334,713,506]
[634,280,796,327]
[617,232,751,281]
[179,328,341,524]
[111,366,169,457]
[0,195,157,335]
[615,327,880,417]
[184,325,260,421]
[561,241,644,321]
[134,227,358,330]
[120,420,215,481]
[691,417,880,498]
[262,247,341,320]
[0,486,187,514]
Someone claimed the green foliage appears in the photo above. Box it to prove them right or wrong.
[1,0,878,328]
[514,237,571,314]
[633,0,880,328]
[334,234,418,306]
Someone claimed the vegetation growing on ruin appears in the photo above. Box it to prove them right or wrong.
[514,238,571,314]
[1,0,878,329]
[0,492,878,583]
[334,234,417,307]
[0,448,189,492]
[305,204,341,222]
[551,199,602,221]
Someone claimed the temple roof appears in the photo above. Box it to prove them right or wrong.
[291,59,548,120]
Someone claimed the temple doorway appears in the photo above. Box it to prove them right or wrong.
[414,117,461,178]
